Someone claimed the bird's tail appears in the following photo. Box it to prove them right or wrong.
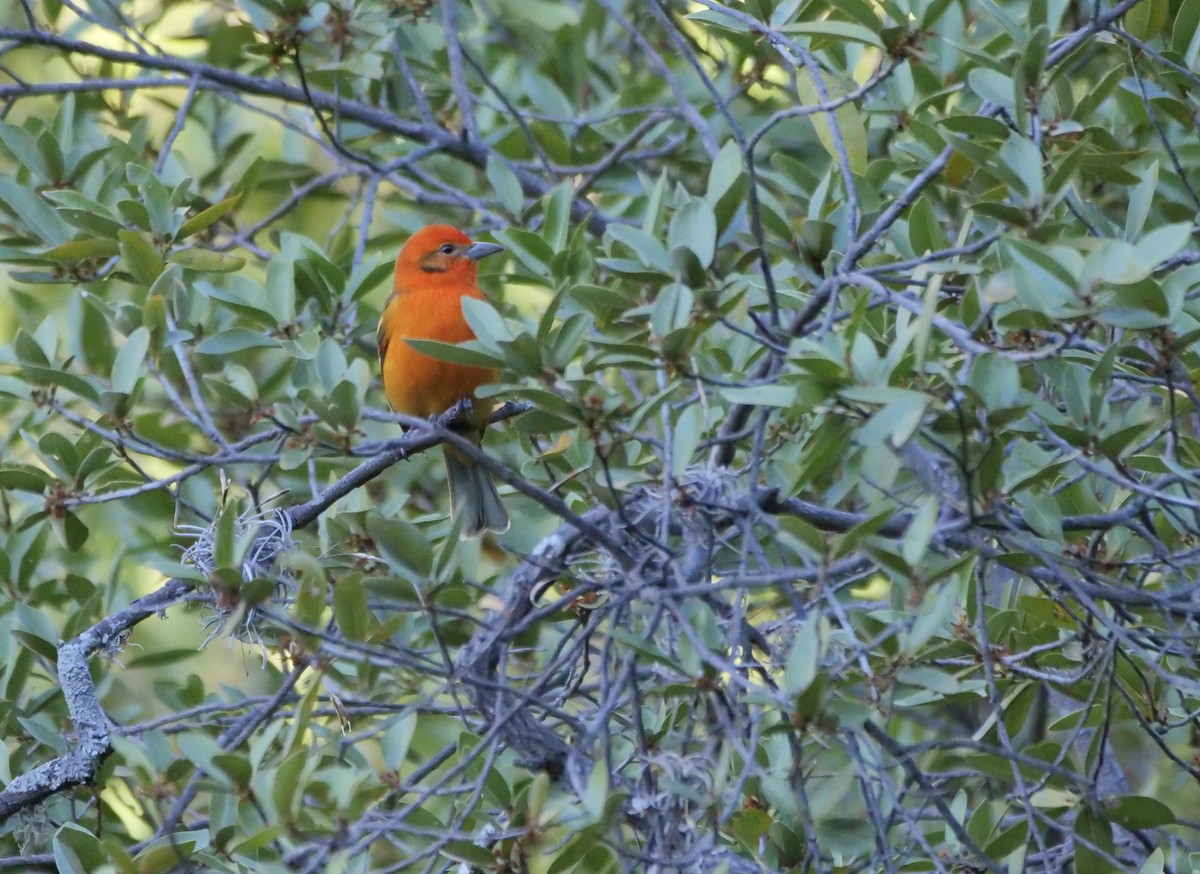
[444,445,509,539]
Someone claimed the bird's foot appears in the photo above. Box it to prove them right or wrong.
[441,396,474,426]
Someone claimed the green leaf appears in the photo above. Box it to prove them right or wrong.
[177,192,242,239]
[323,378,360,430]
[507,386,579,420]
[500,331,542,375]
[439,841,495,867]
[1083,239,1143,286]
[901,577,962,655]
[670,404,702,478]
[460,296,511,346]
[12,630,58,664]
[367,515,433,576]
[1125,0,1169,40]
[983,820,1029,860]
[0,467,50,493]
[907,196,945,255]
[541,181,574,251]
[966,68,1015,111]
[706,138,744,204]
[721,384,798,407]
[570,282,634,312]
[1124,161,1158,241]
[56,511,89,551]
[492,227,553,278]
[264,252,297,325]
[271,749,309,818]
[195,329,280,355]
[668,198,717,268]
[1105,796,1175,830]
[13,329,51,366]
[651,283,693,337]
[607,224,670,271]
[854,391,931,447]
[1139,848,1165,874]
[42,189,124,237]
[685,9,752,32]
[1072,65,1126,122]
[0,375,31,400]
[0,179,69,243]
[142,293,167,362]
[0,122,51,180]
[549,312,592,368]
[38,432,78,479]
[1174,0,1200,64]
[53,823,107,874]
[381,712,417,771]
[343,256,393,304]
[39,238,120,262]
[902,495,939,566]
[970,353,1021,411]
[125,648,204,669]
[1096,278,1172,329]
[583,759,609,825]
[1074,806,1118,874]
[211,503,238,573]
[127,163,178,239]
[118,229,165,285]
[778,20,883,47]
[20,365,102,403]
[37,138,65,191]
[167,249,246,272]
[486,155,524,215]
[177,732,222,779]
[111,326,149,395]
[1021,25,1049,86]
[1003,238,1081,318]
[333,573,369,641]
[1018,493,1062,541]
[1000,135,1044,207]
[937,116,1010,138]
[796,70,868,175]
[1132,222,1193,272]
[783,612,821,695]
[402,338,504,369]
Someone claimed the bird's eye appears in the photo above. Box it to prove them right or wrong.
[439,243,456,255]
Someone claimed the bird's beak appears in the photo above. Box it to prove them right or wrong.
[465,242,504,261]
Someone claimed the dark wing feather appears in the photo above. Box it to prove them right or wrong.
[377,294,393,372]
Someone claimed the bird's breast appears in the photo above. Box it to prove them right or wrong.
[380,286,498,419]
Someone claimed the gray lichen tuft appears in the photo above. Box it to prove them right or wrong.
[179,506,296,644]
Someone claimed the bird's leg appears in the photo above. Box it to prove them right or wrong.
[443,396,475,429]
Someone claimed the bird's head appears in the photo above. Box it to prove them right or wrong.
[394,225,504,289]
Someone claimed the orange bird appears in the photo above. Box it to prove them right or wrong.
[378,225,509,537]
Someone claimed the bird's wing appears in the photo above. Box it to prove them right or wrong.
[377,294,394,370]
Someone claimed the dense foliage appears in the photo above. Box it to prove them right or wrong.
[0,0,1197,871]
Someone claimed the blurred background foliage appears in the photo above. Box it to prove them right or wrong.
[0,0,1199,871]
